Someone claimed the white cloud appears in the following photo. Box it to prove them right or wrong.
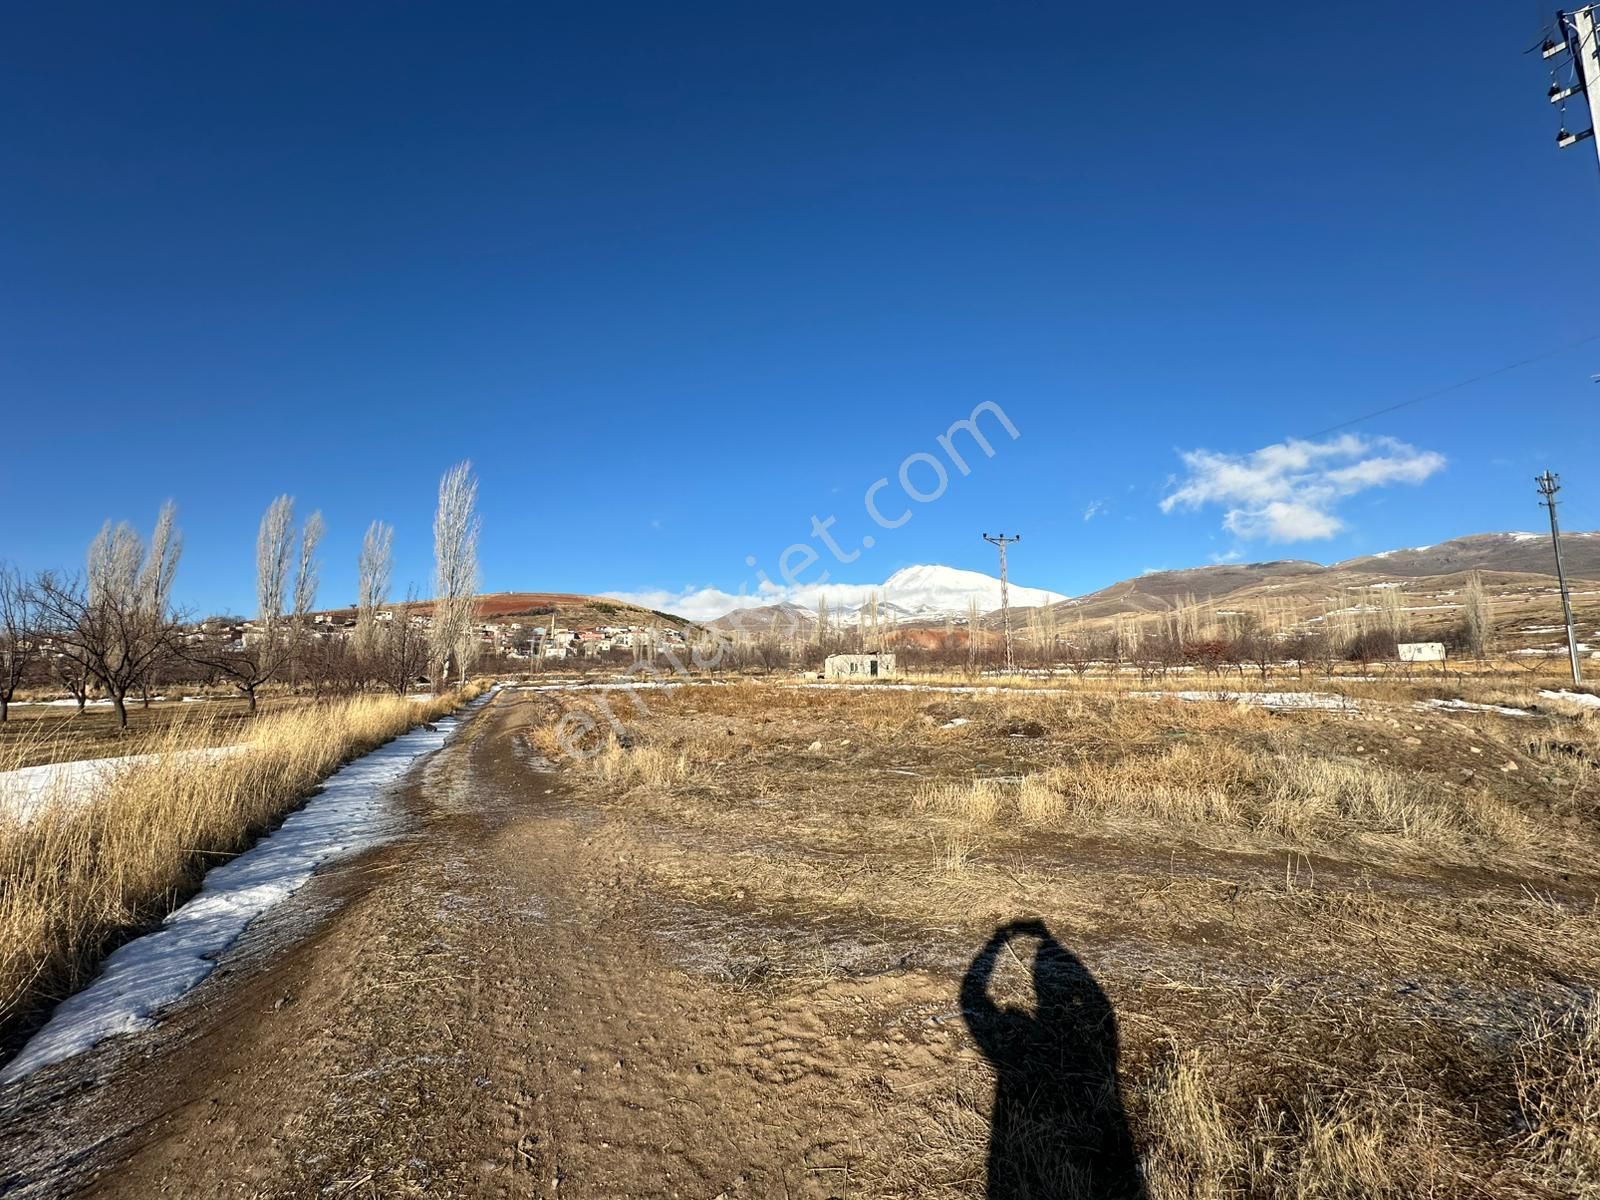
[1083,499,1104,522]
[1160,434,1445,542]
[603,586,753,621]
[1210,548,1244,564]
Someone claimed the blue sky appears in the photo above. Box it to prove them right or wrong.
[3,3,1597,620]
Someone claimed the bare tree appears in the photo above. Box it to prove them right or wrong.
[36,503,185,729]
[52,651,92,712]
[289,509,325,685]
[430,461,481,691]
[1375,585,1409,648]
[293,510,325,623]
[1061,626,1095,680]
[380,588,432,695]
[1461,570,1493,660]
[1232,612,1277,683]
[355,520,394,658]
[258,496,295,629]
[0,564,42,721]
[966,596,980,675]
[183,497,320,712]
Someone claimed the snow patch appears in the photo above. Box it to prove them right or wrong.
[1540,690,1600,709]
[0,747,249,822]
[1419,698,1530,718]
[1132,691,1356,711]
[0,692,494,1083]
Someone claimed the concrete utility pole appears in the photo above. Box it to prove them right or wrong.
[1546,7,1600,173]
[982,533,1021,675]
[1536,471,1584,685]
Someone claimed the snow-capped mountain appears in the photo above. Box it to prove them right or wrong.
[867,564,1066,618]
[707,564,1067,630]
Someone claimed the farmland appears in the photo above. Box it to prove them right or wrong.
[5,672,1598,1197]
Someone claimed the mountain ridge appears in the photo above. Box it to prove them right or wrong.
[704,531,1600,633]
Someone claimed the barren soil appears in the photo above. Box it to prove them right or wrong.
[2,683,1598,1197]
[0,692,995,1198]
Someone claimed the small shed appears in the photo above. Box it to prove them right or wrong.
[824,652,897,680]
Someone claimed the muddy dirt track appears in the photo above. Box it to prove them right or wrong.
[0,691,1030,1198]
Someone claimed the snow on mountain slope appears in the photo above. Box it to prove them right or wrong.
[703,563,1068,628]
[872,564,1066,616]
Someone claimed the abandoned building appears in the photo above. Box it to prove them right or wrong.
[823,652,897,680]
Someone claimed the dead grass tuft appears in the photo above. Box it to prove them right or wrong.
[1515,997,1600,1188]
[592,740,692,789]
[914,779,1008,824]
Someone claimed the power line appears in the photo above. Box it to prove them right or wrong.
[1301,331,1600,439]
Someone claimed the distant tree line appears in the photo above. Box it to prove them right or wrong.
[0,461,484,728]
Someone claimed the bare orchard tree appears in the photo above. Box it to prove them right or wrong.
[1232,612,1277,683]
[52,649,92,712]
[36,503,185,729]
[430,461,480,691]
[355,520,394,660]
[381,587,432,695]
[0,563,43,721]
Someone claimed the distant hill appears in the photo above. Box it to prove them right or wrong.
[321,591,694,630]
[1043,532,1600,624]
[1338,531,1600,578]
[708,602,816,637]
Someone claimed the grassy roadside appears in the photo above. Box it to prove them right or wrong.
[0,683,490,1055]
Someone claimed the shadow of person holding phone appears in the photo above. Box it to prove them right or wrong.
[960,920,1145,1199]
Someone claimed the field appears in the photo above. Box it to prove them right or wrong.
[5,671,1600,1197]
[522,675,1600,1197]
[0,695,313,769]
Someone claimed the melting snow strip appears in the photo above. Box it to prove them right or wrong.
[0,691,495,1084]
[1418,698,1531,718]
[1130,691,1357,710]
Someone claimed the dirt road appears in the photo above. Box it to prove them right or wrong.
[0,691,1003,1198]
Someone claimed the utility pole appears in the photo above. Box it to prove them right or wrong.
[1536,471,1584,685]
[982,533,1020,675]
[1545,7,1600,173]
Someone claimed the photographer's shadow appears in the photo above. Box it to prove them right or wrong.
[960,920,1145,1199]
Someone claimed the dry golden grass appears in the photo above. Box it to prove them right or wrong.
[1136,996,1600,1199]
[0,694,316,770]
[953,740,1543,858]
[593,741,692,789]
[0,684,487,1046]
[1514,997,1600,1187]
[913,778,1009,824]
[523,678,1600,1196]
